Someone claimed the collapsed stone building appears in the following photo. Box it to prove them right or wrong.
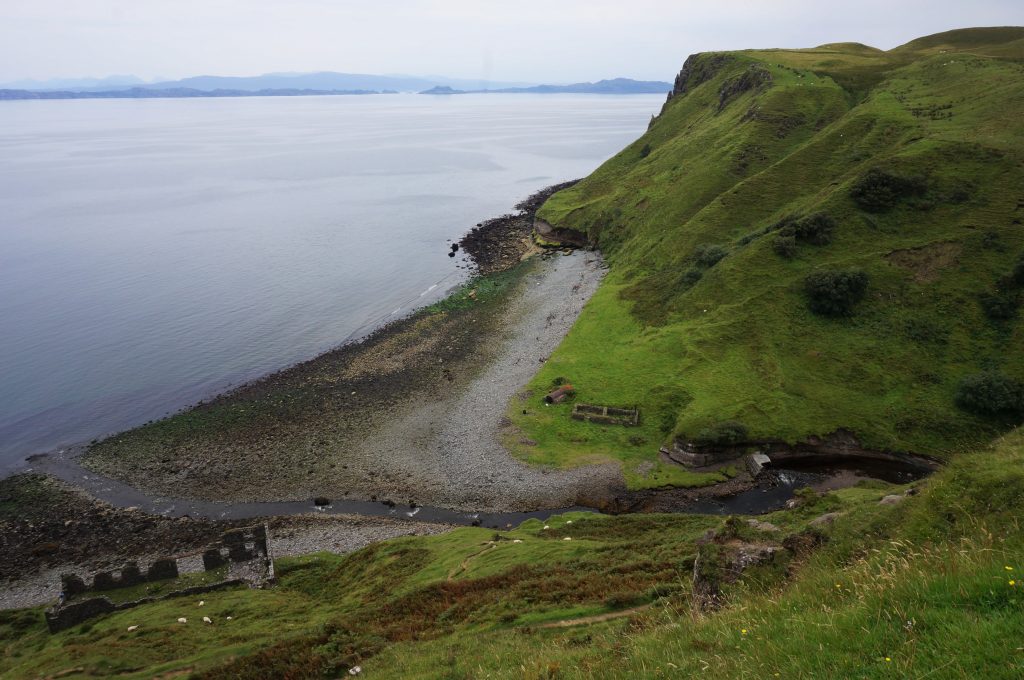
[45,524,274,632]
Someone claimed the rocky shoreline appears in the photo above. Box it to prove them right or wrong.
[72,182,603,505]
[76,248,620,510]
[458,179,580,274]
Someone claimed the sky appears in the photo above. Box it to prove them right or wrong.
[2,0,1023,84]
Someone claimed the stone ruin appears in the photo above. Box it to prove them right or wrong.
[661,439,743,468]
[45,524,274,633]
[661,439,773,479]
[571,403,640,426]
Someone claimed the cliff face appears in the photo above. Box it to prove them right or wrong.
[652,53,736,123]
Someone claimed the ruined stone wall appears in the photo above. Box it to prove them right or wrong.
[45,580,244,632]
[45,523,274,633]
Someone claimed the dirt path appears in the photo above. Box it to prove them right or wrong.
[537,604,653,628]
[447,542,498,581]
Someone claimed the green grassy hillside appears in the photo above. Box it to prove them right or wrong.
[5,429,1022,678]
[509,28,1024,485]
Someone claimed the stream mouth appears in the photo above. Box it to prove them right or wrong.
[27,449,935,529]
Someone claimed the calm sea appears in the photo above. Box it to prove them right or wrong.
[0,93,660,472]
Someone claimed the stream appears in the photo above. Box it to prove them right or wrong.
[26,449,932,529]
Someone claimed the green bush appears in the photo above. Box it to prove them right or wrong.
[979,289,1020,320]
[981,230,1003,251]
[694,244,728,267]
[639,143,652,158]
[803,269,869,316]
[772,234,797,258]
[954,372,1024,418]
[792,213,836,246]
[769,213,835,254]
[770,214,798,232]
[850,168,927,212]
[680,268,704,287]
[1012,253,1024,286]
[693,420,749,446]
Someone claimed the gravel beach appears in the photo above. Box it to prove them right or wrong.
[353,251,623,510]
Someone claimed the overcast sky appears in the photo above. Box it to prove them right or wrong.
[3,0,1023,83]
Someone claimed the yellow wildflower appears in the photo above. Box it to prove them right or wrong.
[885,657,891,663]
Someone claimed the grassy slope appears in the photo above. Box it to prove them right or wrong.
[4,429,1022,678]
[508,29,1024,486]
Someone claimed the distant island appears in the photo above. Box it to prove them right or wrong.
[420,78,672,95]
[0,72,672,101]
[0,87,393,101]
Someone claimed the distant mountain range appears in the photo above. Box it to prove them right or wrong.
[0,87,388,101]
[0,75,148,91]
[0,72,535,94]
[0,72,671,101]
[420,78,672,95]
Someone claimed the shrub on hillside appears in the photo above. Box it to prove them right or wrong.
[694,244,728,267]
[792,213,836,246]
[769,213,835,257]
[850,168,927,212]
[639,143,652,158]
[772,234,798,258]
[693,420,749,447]
[770,215,798,233]
[955,372,1024,418]
[981,230,1003,251]
[803,269,869,316]
[979,289,1021,320]
[680,268,704,287]
[1012,253,1024,286]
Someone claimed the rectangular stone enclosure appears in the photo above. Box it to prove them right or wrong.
[571,404,639,426]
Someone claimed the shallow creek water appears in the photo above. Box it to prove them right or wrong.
[28,450,931,528]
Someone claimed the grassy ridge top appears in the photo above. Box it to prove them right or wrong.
[509,28,1024,483]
